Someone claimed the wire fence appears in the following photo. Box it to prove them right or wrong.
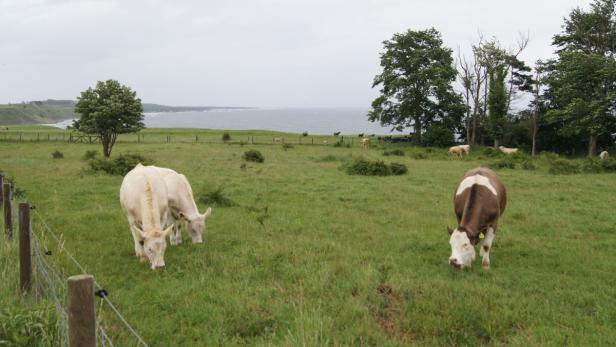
[3,190,148,347]
[0,131,386,147]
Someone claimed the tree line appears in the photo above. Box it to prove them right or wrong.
[369,0,616,156]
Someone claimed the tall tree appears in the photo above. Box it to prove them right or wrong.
[545,0,616,156]
[369,28,464,144]
[486,65,508,147]
[530,60,549,156]
[74,80,144,157]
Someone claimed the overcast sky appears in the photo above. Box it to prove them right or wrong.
[0,0,586,108]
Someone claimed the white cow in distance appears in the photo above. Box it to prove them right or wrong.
[120,164,173,270]
[600,151,609,160]
[499,146,519,155]
[156,167,212,245]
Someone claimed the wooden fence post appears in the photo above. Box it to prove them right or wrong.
[19,203,31,293]
[68,275,96,347]
[3,183,12,239]
[0,174,3,206]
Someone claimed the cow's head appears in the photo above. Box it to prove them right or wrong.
[137,225,173,269]
[447,226,475,269]
[184,207,212,244]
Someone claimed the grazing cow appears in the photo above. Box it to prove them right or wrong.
[448,167,507,269]
[499,146,518,155]
[361,138,370,149]
[448,145,470,158]
[155,167,212,245]
[120,164,173,269]
[600,151,609,160]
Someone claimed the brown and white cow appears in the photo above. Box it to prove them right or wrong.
[361,138,370,149]
[499,146,518,155]
[448,167,507,269]
[120,164,173,269]
[600,151,609,160]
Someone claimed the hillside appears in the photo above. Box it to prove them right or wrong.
[0,100,251,125]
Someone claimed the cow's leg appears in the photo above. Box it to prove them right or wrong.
[171,219,182,245]
[128,220,146,261]
[480,227,495,268]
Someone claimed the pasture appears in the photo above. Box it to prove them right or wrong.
[1,129,616,346]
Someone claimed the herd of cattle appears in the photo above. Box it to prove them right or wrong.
[118,144,608,270]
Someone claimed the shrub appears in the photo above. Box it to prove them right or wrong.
[222,132,231,142]
[483,147,504,158]
[302,131,308,136]
[345,159,408,176]
[282,143,294,150]
[549,159,580,175]
[51,150,64,159]
[491,158,516,169]
[198,186,237,207]
[601,158,616,172]
[521,160,537,170]
[244,150,264,163]
[89,153,154,175]
[582,158,603,173]
[389,162,408,175]
[333,141,350,148]
[346,159,391,176]
[423,125,454,147]
[82,150,98,160]
[383,149,405,156]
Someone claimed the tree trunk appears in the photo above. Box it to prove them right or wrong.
[414,118,422,145]
[494,139,499,148]
[588,134,598,157]
[531,118,538,157]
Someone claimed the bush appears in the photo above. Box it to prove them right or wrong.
[423,125,454,147]
[282,143,294,150]
[491,157,516,169]
[302,131,308,136]
[582,158,603,173]
[89,153,154,175]
[389,162,408,175]
[345,159,407,176]
[601,158,616,172]
[333,141,350,148]
[82,150,98,160]
[198,186,237,207]
[549,159,580,175]
[383,149,405,156]
[521,160,537,170]
[222,132,231,142]
[51,150,64,159]
[244,150,264,163]
[483,147,504,158]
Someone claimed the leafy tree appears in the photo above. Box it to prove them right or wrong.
[74,80,144,157]
[545,0,616,156]
[485,65,508,147]
[369,28,464,144]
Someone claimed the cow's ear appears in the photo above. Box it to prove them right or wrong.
[163,225,173,237]
[135,226,147,240]
[447,226,454,235]
[203,207,212,219]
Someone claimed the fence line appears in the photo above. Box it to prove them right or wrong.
[2,191,148,346]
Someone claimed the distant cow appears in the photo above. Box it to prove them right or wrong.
[155,167,212,245]
[448,167,507,269]
[449,145,470,158]
[361,138,370,149]
[499,146,518,155]
[120,164,173,269]
[333,131,341,136]
[600,151,609,160]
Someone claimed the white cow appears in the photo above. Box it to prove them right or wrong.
[120,164,173,269]
[498,146,519,155]
[600,151,609,160]
[449,145,470,158]
[155,167,212,245]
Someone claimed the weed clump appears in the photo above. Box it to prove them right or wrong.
[82,150,98,161]
[383,149,405,156]
[222,132,231,142]
[89,153,153,176]
[521,160,537,170]
[0,306,60,346]
[483,147,504,158]
[244,150,264,163]
[491,157,516,169]
[549,158,580,175]
[198,186,236,207]
[582,158,616,173]
[345,159,407,176]
[282,143,294,150]
[51,150,64,159]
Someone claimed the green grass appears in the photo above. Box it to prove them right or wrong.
[1,135,616,346]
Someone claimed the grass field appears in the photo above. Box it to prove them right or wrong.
[1,129,616,346]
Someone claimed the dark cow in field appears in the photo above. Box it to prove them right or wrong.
[448,167,507,269]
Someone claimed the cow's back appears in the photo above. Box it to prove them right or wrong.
[120,165,169,225]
